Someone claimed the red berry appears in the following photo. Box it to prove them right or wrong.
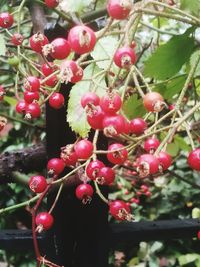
[25,103,41,119]
[29,175,47,193]
[81,92,100,108]
[109,200,131,221]
[140,184,149,192]
[49,93,64,109]
[197,231,200,240]
[60,60,83,84]
[157,151,172,170]
[11,33,24,46]
[143,92,164,112]
[130,118,147,135]
[144,137,160,153]
[86,160,105,180]
[74,140,93,160]
[137,154,159,177]
[45,38,71,60]
[47,158,65,176]
[107,143,128,165]
[87,106,105,130]
[168,104,175,111]
[60,145,78,166]
[0,85,5,101]
[35,212,54,231]
[114,47,136,68]
[45,75,58,87]
[30,33,49,53]
[0,12,14,28]
[97,167,115,185]
[188,148,200,171]
[45,0,59,8]
[16,100,27,114]
[100,93,122,115]
[130,197,140,204]
[24,76,40,92]
[41,62,58,76]
[107,0,132,20]
[75,184,94,204]
[68,25,96,55]
[103,114,125,136]
[24,91,39,104]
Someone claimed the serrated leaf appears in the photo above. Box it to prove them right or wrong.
[180,0,200,15]
[144,30,195,80]
[122,94,146,120]
[165,75,186,100]
[0,34,6,56]
[174,135,191,152]
[59,0,93,13]
[4,96,17,106]
[91,36,118,69]
[166,142,179,157]
[67,63,106,137]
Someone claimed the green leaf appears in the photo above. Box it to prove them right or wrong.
[190,50,200,77]
[122,94,146,120]
[67,63,106,137]
[164,75,186,100]
[166,142,179,157]
[0,34,6,56]
[179,254,200,266]
[180,0,200,15]
[4,96,17,106]
[91,36,118,69]
[59,0,93,13]
[174,135,191,152]
[192,207,200,219]
[144,30,195,80]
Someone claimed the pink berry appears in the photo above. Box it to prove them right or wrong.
[97,167,115,185]
[30,33,49,53]
[24,76,40,92]
[130,118,147,135]
[87,106,105,130]
[75,184,94,204]
[49,93,64,109]
[0,85,5,101]
[35,212,54,231]
[47,158,65,176]
[81,92,100,108]
[74,140,93,160]
[157,151,172,170]
[103,114,125,136]
[114,47,136,68]
[137,154,159,177]
[86,160,105,180]
[11,33,24,46]
[16,100,27,114]
[144,137,160,153]
[188,148,200,171]
[25,102,41,119]
[109,200,131,221]
[29,175,47,193]
[107,0,132,20]
[60,60,83,84]
[45,38,71,60]
[100,93,122,115]
[45,0,59,8]
[24,91,39,104]
[143,92,164,112]
[107,143,128,165]
[0,12,14,28]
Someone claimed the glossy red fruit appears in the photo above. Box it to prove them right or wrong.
[107,0,132,20]
[45,75,58,87]
[143,92,164,112]
[47,158,65,176]
[0,85,5,101]
[114,47,136,68]
[74,140,94,160]
[97,167,115,185]
[41,62,58,76]
[75,184,94,204]
[68,25,96,54]
[24,76,40,92]
[49,93,64,109]
[0,116,7,132]
[35,212,54,231]
[137,154,159,177]
[0,12,14,28]
[109,200,131,221]
[130,118,147,135]
[29,175,47,193]
[45,0,59,8]
[60,60,83,84]
[144,137,160,153]
[60,144,78,166]
[87,106,105,130]
[103,114,125,136]
[157,151,172,170]
[100,93,122,115]
[124,119,130,134]
[46,38,71,60]
[197,231,200,240]
[25,103,41,119]
[86,160,105,180]
[188,148,200,171]
[30,33,49,53]
[107,143,128,165]
[140,184,149,193]
[24,91,39,104]
[16,100,27,114]
[81,92,100,108]
[11,33,24,46]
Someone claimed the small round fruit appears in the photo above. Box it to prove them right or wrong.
[68,25,96,54]
[35,212,54,231]
[45,0,59,8]
[81,92,100,108]
[86,160,105,180]
[74,140,93,160]
[109,200,131,221]
[87,106,105,130]
[29,175,47,193]
[60,145,78,166]
[114,47,136,68]
[143,92,164,112]
[188,148,200,171]
[97,167,115,185]
[197,231,200,240]
[41,62,58,76]
[137,154,159,177]
[103,114,125,136]
[60,60,83,84]
[107,0,132,20]
[11,33,24,46]
[24,91,39,104]
[47,158,65,176]
[49,93,64,109]
[25,103,41,119]
[144,137,160,153]
[0,85,5,101]
[45,75,58,87]
[16,100,27,114]
[47,38,71,60]
[157,151,172,170]
[100,93,122,114]
[24,76,40,92]
[130,118,147,135]
[30,33,49,53]
[0,12,14,28]
[107,143,128,165]
[75,184,94,204]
